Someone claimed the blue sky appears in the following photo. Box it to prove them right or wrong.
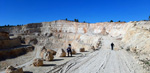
[0,0,150,26]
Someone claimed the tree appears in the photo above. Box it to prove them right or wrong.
[118,20,121,22]
[83,21,86,23]
[149,16,150,21]
[74,19,77,22]
[110,20,113,22]
[8,24,9,27]
[76,19,79,22]
[65,18,68,21]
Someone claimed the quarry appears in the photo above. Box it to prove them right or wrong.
[0,20,150,73]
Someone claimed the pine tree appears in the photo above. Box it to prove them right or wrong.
[76,19,79,22]
[66,18,68,21]
[74,19,77,22]
[110,20,113,22]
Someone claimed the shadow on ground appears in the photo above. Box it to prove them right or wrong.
[52,59,64,61]
[24,71,33,73]
[43,64,56,67]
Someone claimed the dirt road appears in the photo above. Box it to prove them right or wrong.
[47,36,147,73]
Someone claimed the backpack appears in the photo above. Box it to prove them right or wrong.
[67,47,71,52]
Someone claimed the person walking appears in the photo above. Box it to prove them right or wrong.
[111,43,114,50]
[67,44,72,57]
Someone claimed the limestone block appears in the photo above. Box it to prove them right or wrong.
[43,51,54,61]
[47,49,57,55]
[72,49,76,54]
[5,66,23,73]
[80,48,85,52]
[33,58,43,67]
[56,49,66,57]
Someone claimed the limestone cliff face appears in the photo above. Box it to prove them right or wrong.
[122,21,150,54]
[0,20,150,54]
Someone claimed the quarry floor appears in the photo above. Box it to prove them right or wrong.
[46,36,147,73]
[0,36,148,73]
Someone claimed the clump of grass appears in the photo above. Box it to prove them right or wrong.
[140,60,150,66]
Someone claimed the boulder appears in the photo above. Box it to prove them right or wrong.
[72,49,76,54]
[80,48,85,52]
[43,51,54,61]
[5,66,23,73]
[89,46,95,52]
[56,49,66,57]
[33,58,43,67]
[47,49,57,55]
[40,48,54,61]
[40,48,47,58]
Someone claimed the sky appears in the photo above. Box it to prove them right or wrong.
[0,0,150,26]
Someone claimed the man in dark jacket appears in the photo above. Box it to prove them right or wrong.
[67,44,72,57]
[111,43,114,50]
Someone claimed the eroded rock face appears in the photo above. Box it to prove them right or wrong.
[33,58,43,67]
[56,49,66,57]
[5,66,23,73]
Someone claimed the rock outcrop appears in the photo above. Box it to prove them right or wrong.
[0,32,9,40]
[0,45,34,61]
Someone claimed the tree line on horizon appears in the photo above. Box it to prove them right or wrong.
[65,16,150,23]
[1,16,150,27]
[0,24,24,28]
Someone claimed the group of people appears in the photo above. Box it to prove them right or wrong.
[66,43,114,57]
